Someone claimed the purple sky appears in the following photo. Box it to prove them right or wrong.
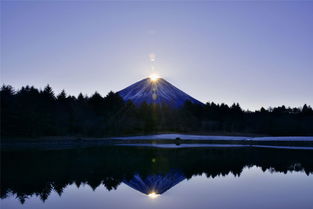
[1,1,313,110]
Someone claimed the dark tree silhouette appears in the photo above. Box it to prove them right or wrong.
[1,84,313,138]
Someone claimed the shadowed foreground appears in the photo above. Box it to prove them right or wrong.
[1,146,312,204]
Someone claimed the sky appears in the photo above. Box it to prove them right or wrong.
[1,1,313,110]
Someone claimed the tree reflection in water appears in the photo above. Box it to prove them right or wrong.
[1,146,312,204]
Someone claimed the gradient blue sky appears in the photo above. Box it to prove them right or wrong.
[1,1,313,110]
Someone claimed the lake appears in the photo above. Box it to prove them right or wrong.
[1,146,313,209]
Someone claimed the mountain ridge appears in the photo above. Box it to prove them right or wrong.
[117,77,203,107]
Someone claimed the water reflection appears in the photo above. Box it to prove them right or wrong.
[123,170,185,196]
[1,146,313,204]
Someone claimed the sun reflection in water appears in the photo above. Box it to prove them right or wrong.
[147,192,160,199]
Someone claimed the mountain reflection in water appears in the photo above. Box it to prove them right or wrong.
[123,170,186,196]
[1,146,313,204]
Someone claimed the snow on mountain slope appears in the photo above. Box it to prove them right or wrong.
[118,78,203,107]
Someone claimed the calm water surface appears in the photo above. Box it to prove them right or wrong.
[1,146,313,209]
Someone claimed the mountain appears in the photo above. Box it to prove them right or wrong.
[123,170,186,195]
[118,77,203,107]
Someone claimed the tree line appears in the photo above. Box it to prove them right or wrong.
[1,84,313,137]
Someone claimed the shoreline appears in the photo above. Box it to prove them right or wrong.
[2,134,313,150]
[3,133,313,142]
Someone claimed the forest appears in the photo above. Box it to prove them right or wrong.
[1,84,313,138]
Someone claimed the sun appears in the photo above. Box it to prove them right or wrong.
[149,73,160,82]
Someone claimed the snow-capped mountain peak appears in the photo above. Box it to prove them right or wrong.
[118,77,203,107]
